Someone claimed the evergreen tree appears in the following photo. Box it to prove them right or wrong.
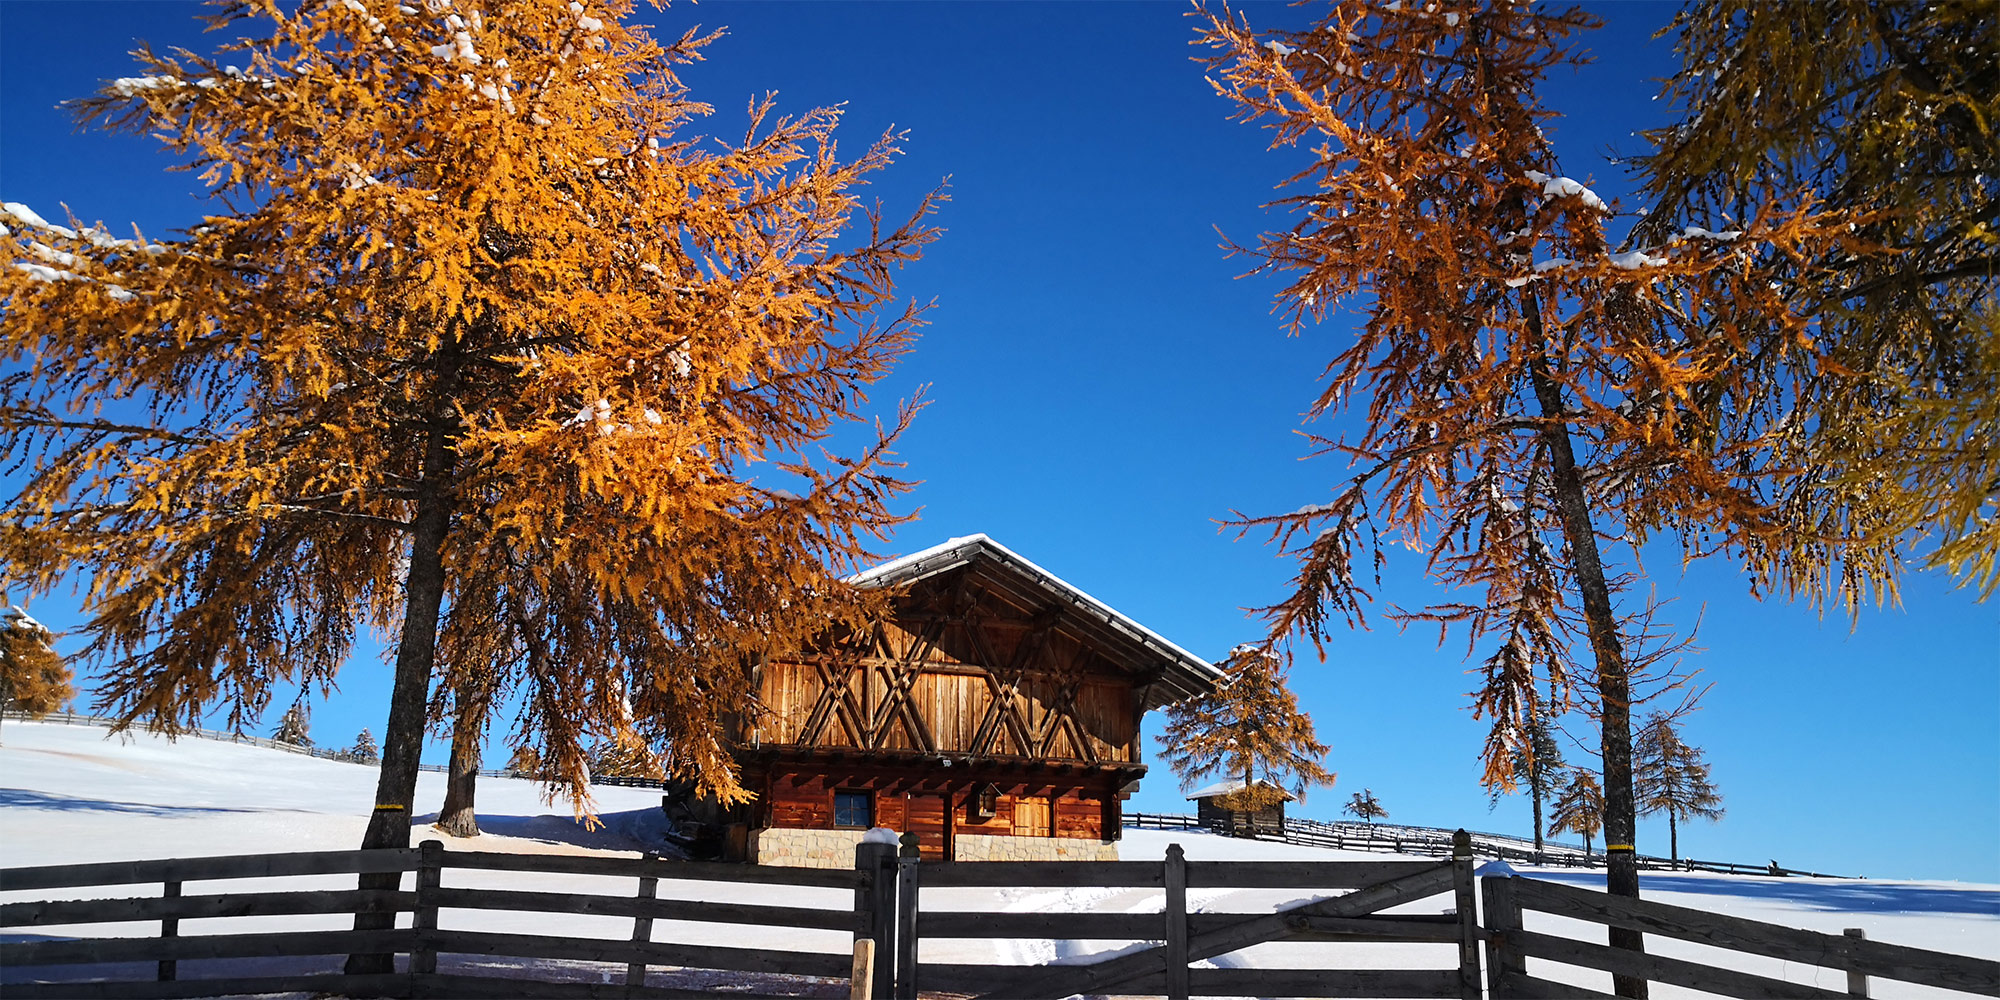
[271,703,313,747]
[349,728,380,765]
[1194,12,1881,988]
[0,0,939,892]
[1488,711,1566,859]
[1342,788,1386,825]
[1550,768,1605,856]
[1638,3,2000,598]
[1,605,73,738]
[1634,713,1724,863]
[1156,645,1335,811]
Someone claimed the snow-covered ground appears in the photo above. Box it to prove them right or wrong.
[3,719,1995,998]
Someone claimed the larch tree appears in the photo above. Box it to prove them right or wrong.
[587,733,655,780]
[504,743,542,776]
[1195,7,1885,985]
[1488,709,1567,859]
[2,606,74,735]
[1550,767,1605,856]
[1637,2,2000,599]
[1156,644,1336,811]
[271,703,313,747]
[433,670,498,837]
[1343,787,1386,825]
[0,0,938,969]
[1634,711,1723,863]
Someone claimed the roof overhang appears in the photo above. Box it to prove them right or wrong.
[850,534,1223,710]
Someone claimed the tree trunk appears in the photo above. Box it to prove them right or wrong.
[435,681,488,838]
[1525,294,1647,998]
[1530,779,1545,860]
[1669,811,1679,864]
[346,372,459,977]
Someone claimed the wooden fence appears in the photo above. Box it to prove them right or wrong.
[1,842,880,999]
[7,837,1996,999]
[882,836,1481,1000]
[1126,811,1857,879]
[1484,873,2000,999]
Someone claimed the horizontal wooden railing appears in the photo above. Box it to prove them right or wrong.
[1125,810,1858,879]
[7,837,1997,999]
[3,711,681,788]
[902,838,1481,1000]
[1,842,878,1000]
[1485,874,2000,998]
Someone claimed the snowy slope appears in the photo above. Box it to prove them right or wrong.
[3,720,1995,998]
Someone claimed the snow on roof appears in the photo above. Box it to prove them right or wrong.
[849,534,1224,692]
[1186,777,1297,802]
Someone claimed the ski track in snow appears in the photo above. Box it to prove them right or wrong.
[3,720,1996,999]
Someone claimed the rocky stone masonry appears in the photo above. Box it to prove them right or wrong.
[952,833,1120,863]
[748,827,872,869]
[750,828,1121,868]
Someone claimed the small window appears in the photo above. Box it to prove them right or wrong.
[833,790,872,829]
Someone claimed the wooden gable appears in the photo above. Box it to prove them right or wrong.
[752,566,1146,765]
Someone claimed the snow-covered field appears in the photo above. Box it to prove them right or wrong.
[3,719,1995,998]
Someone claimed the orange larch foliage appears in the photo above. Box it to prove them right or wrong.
[0,0,941,859]
[1,606,74,724]
[1195,2,1886,961]
[1156,645,1335,808]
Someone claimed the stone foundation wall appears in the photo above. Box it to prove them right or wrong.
[749,827,869,869]
[749,828,1121,866]
[953,833,1119,862]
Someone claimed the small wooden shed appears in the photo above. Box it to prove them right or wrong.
[1188,778,1295,838]
[718,534,1222,866]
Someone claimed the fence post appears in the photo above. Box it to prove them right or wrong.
[894,832,921,1000]
[411,839,443,978]
[157,879,181,982]
[1481,875,1526,996]
[1164,842,1189,1000]
[1451,830,1481,1000]
[626,853,660,989]
[855,838,898,1000]
[1844,928,1870,996]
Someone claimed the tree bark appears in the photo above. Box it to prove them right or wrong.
[1669,811,1679,864]
[1530,772,1545,860]
[435,681,488,838]
[346,363,460,977]
[1524,293,1647,998]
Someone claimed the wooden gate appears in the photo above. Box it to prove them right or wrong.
[862,833,1483,1000]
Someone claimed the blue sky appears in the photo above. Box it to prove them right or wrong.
[3,1,1994,882]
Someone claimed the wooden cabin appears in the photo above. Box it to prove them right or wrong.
[720,535,1221,867]
[1188,778,1294,838]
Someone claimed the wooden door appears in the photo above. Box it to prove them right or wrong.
[905,792,952,860]
[1013,795,1052,838]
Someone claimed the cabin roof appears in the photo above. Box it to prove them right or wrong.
[1186,777,1297,802]
[850,534,1223,708]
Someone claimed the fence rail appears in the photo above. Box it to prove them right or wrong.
[1124,810,1857,879]
[4,837,1993,999]
[887,835,1481,1000]
[1,842,876,1000]
[1485,874,2000,998]
[3,710,678,788]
